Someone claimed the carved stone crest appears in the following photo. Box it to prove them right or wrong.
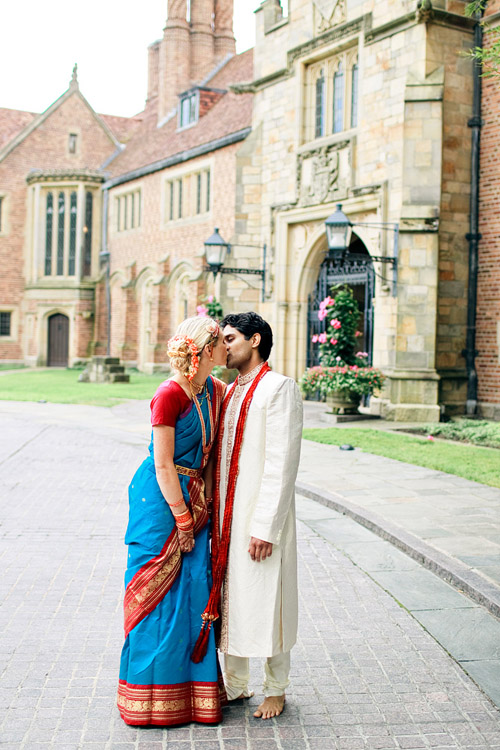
[297,142,350,207]
[313,0,346,35]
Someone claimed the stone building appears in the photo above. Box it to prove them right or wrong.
[476,0,500,419]
[0,0,251,372]
[226,0,478,421]
[1,0,498,421]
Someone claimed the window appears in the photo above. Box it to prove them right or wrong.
[179,91,198,128]
[351,62,358,128]
[68,192,77,276]
[315,69,326,138]
[45,192,53,275]
[43,188,94,277]
[196,173,202,215]
[115,189,142,232]
[307,52,359,141]
[57,192,65,275]
[83,192,93,276]
[165,167,211,223]
[68,133,78,154]
[0,312,11,337]
[333,62,344,134]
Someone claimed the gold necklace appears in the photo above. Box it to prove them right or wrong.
[192,385,213,454]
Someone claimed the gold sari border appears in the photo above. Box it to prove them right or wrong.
[117,679,224,725]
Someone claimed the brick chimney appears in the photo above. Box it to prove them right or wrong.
[158,0,191,122]
[214,0,235,62]
[147,40,160,102]
[190,0,215,82]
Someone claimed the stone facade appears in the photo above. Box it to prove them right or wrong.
[1,0,498,420]
[226,0,478,421]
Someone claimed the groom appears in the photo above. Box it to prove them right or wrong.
[215,312,303,719]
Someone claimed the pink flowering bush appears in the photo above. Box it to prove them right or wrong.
[197,295,223,319]
[314,285,362,366]
[300,285,385,399]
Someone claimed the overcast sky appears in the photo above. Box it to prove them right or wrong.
[0,0,269,118]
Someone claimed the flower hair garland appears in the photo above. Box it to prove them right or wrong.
[167,335,200,381]
[206,320,220,340]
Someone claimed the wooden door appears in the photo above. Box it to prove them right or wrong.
[47,314,69,366]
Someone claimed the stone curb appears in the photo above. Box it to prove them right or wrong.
[296,480,500,621]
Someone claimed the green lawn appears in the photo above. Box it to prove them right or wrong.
[303,427,500,489]
[0,368,167,407]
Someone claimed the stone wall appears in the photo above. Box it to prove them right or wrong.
[230,0,475,420]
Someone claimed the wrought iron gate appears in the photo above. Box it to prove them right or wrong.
[307,254,375,368]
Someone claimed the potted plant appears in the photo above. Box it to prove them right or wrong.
[299,285,385,414]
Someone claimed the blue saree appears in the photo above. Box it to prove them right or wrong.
[117,376,226,726]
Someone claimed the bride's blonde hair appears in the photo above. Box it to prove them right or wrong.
[167,316,220,380]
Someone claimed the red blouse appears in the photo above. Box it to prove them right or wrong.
[150,380,191,427]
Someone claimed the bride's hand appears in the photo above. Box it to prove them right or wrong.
[178,528,195,553]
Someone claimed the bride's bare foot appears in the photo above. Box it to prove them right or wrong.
[253,695,285,719]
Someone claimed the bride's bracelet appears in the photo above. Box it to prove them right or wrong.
[175,509,194,532]
[168,497,185,508]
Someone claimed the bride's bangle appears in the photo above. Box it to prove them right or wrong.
[175,509,194,532]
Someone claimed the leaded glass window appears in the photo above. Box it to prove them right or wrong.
[0,312,11,336]
[351,62,359,129]
[177,179,183,219]
[45,193,53,275]
[315,70,326,138]
[196,173,202,215]
[57,192,65,275]
[333,62,344,134]
[83,192,92,276]
[68,192,77,276]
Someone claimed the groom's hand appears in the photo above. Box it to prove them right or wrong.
[248,537,273,562]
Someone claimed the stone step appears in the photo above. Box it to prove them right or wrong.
[107,373,130,383]
[92,356,120,365]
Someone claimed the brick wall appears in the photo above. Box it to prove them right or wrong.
[477,0,500,410]
[0,91,118,364]
[105,143,241,370]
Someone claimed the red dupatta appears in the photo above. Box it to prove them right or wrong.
[192,362,270,662]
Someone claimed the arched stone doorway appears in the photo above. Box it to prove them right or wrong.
[307,233,375,367]
[47,313,69,366]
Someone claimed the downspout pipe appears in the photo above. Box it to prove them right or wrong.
[463,5,484,416]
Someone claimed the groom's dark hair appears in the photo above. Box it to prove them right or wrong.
[221,312,273,361]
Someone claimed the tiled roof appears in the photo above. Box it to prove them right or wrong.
[107,48,254,179]
[100,113,143,143]
[0,108,36,150]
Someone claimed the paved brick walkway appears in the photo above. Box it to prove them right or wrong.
[1,405,500,748]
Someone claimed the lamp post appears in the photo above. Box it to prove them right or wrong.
[99,249,111,356]
[203,228,267,302]
[324,204,399,293]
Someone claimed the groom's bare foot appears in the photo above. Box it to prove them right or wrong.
[228,691,254,701]
[253,695,285,719]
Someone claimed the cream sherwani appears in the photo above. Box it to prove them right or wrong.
[219,364,303,659]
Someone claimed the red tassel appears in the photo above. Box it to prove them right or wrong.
[191,620,212,663]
